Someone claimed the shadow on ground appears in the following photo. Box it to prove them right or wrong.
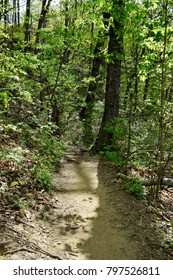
[77,158,168,260]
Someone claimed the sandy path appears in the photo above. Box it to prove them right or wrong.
[1,151,170,260]
[49,152,168,260]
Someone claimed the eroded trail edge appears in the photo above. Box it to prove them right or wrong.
[1,152,171,260]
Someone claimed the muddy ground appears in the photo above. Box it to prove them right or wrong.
[0,151,172,260]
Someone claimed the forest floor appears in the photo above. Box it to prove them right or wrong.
[0,149,173,260]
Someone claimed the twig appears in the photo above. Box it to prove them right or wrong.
[42,202,60,209]
[2,239,63,260]
[47,229,54,237]
[3,247,35,255]
[6,233,22,240]
[68,252,78,257]
[4,226,63,260]
[5,226,23,237]
[64,205,74,211]
[0,241,11,246]
[22,239,63,260]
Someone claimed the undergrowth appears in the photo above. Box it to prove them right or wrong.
[100,118,144,199]
[123,178,144,199]
[101,118,127,168]
[0,122,66,213]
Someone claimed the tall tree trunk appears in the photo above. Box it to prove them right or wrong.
[12,0,17,24]
[24,0,31,50]
[0,0,3,21]
[143,75,150,101]
[79,37,103,144]
[50,0,70,131]
[94,0,124,151]
[62,0,70,63]
[133,44,139,110]
[36,0,52,43]
[17,0,20,27]
[4,0,8,28]
[79,11,111,145]
[156,0,168,197]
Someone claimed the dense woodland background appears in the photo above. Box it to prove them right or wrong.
[0,0,173,205]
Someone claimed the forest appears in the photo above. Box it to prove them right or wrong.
[0,0,173,259]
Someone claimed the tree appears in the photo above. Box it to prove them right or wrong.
[24,0,31,50]
[36,0,52,43]
[156,0,169,195]
[11,0,20,26]
[94,0,124,150]
[79,31,104,145]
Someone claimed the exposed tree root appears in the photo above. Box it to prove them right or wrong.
[3,248,35,255]
[3,240,63,260]
[4,226,63,260]
[25,241,63,259]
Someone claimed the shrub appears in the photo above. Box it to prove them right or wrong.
[123,178,144,199]
[34,165,52,192]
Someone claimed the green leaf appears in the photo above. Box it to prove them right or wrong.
[10,181,19,187]
[19,181,25,186]
[139,75,147,82]
[99,0,106,7]
[21,91,33,103]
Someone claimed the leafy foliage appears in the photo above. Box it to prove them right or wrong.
[32,163,53,192]
[101,117,128,167]
[0,0,173,209]
[123,178,144,199]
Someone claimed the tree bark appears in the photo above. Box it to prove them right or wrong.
[24,0,31,50]
[36,0,52,43]
[79,37,104,144]
[4,0,8,28]
[49,0,70,132]
[17,0,20,27]
[156,0,168,196]
[94,1,124,151]
[12,0,17,24]
[0,0,2,21]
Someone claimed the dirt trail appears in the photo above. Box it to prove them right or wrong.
[50,151,168,260]
[1,151,170,260]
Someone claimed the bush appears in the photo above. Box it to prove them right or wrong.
[34,164,52,192]
[104,150,124,167]
[123,178,144,199]
[18,122,66,167]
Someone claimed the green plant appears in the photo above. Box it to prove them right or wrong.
[12,195,34,214]
[101,117,128,167]
[19,122,65,167]
[123,178,144,199]
[37,133,65,167]
[12,196,26,214]
[34,164,52,192]
[105,118,127,145]
[104,150,124,167]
